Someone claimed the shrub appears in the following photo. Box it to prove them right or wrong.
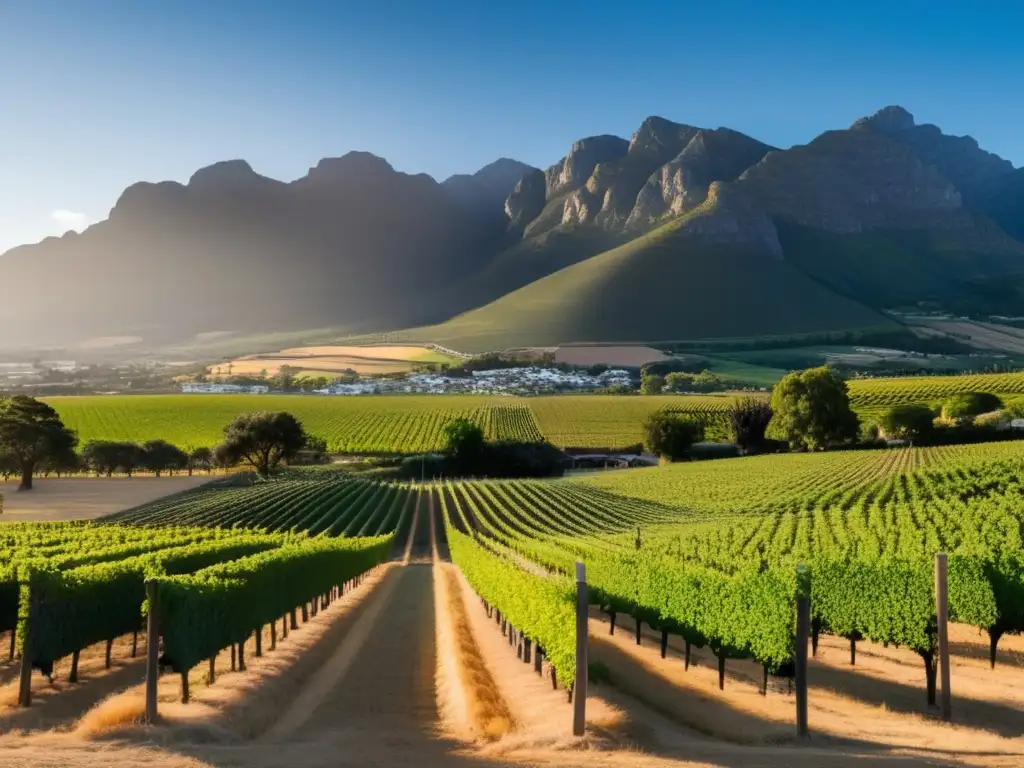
[880,404,936,442]
[941,393,1004,423]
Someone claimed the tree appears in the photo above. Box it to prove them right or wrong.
[728,397,774,452]
[664,372,695,393]
[277,365,296,392]
[188,446,214,476]
[642,413,704,462]
[0,395,78,490]
[215,412,307,477]
[212,443,236,473]
[641,373,665,395]
[443,418,485,465]
[41,445,81,478]
[114,442,144,477]
[82,440,122,477]
[941,392,1003,423]
[141,440,188,477]
[767,366,859,451]
[880,404,936,442]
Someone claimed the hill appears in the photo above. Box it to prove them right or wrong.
[3,106,1023,354]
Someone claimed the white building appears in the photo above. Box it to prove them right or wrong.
[181,383,269,394]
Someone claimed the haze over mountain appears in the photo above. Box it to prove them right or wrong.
[2,106,1023,353]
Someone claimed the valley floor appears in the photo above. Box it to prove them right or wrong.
[0,502,1021,767]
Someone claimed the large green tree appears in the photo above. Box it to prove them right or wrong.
[728,397,774,452]
[141,440,188,477]
[216,412,307,477]
[0,395,78,490]
[443,418,485,467]
[642,413,704,461]
[767,366,859,451]
[880,404,936,442]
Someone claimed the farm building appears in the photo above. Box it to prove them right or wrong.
[181,382,269,394]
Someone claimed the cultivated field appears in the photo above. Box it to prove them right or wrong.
[41,370,1024,455]
[0,444,1022,766]
[220,344,462,377]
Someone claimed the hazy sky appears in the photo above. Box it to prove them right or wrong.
[2,0,1023,253]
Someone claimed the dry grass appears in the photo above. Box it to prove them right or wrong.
[434,563,514,742]
[73,692,145,735]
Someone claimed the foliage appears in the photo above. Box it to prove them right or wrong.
[727,397,774,452]
[217,412,307,476]
[141,440,188,477]
[642,413,703,461]
[880,404,936,441]
[445,522,577,686]
[188,446,214,475]
[158,535,391,672]
[941,392,1004,423]
[0,396,78,490]
[640,373,665,395]
[442,418,485,464]
[107,472,418,538]
[768,366,859,451]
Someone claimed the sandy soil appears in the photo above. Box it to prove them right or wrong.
[587,609,1024,765]
[0,476,213,522]
[554,345,671,367]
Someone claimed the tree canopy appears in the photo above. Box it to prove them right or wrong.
[767,366,859,451]
[880,404,936,442]
[941,392,1003,423]
[728,397,774,452]
[642,413,704,462]
[443,418,485,464]
[216,412,307,476]
[0,395,78,490]
[141,439,188,477]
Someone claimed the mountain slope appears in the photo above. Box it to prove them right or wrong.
[0,154,524,349]
[416,202,894,352]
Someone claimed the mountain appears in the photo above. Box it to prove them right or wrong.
[0,153,525,349]
[2,105,1023,354]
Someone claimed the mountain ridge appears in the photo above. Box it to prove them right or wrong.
[3,105,1023,353]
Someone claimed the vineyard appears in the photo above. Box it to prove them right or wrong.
[0,518,393,706]
[106,472,420,537]
[439,440,1024,703]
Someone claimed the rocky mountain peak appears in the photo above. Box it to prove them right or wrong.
[628,116,701,156]
[852,105,916,134]
[304,151,396,182]
[187,159,260,188]
[545,135,629,198]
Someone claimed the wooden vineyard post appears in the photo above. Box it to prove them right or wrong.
[573,561,588,737]
[181,671,190,703]
[208,656,216,685]
[105,638,113,669]
[144,579,159,724]
[255,626,263,657]
[131,629,138,658]
[270,619,277,651]
[935,552,952,721]
[69,650,80,683]
[795,565,810,741]
[238,637,247,671]
[17,587,35,707]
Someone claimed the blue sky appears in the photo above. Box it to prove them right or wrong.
[2,0,1023,253]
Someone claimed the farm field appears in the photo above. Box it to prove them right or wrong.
[40,370,1024,455]
[108,472,420,538]
[0,443,1022,766]
[44,393,736,453]
[220,343,463,377]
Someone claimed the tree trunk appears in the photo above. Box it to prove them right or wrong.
[255,626,263,657]
[208,656,216,684]
[301,604,309,623]
[660,629,669,659]
[609,611,616,635]
[811,617,821,657]
[181,671,189,703]
[684,640,691,671]
[131,630,138,658]
[18,463,33,491]
[231,644,236,671]
[922,650,937,706]
[717,653,726,690]
[238,640,246,672]
[69,650,80,683]
[761,665,769,696]
[105,638,113,669]
[850,635,857,665]
[635,616,642,645]
[989,628,1003,669]
[270,620,277,651]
